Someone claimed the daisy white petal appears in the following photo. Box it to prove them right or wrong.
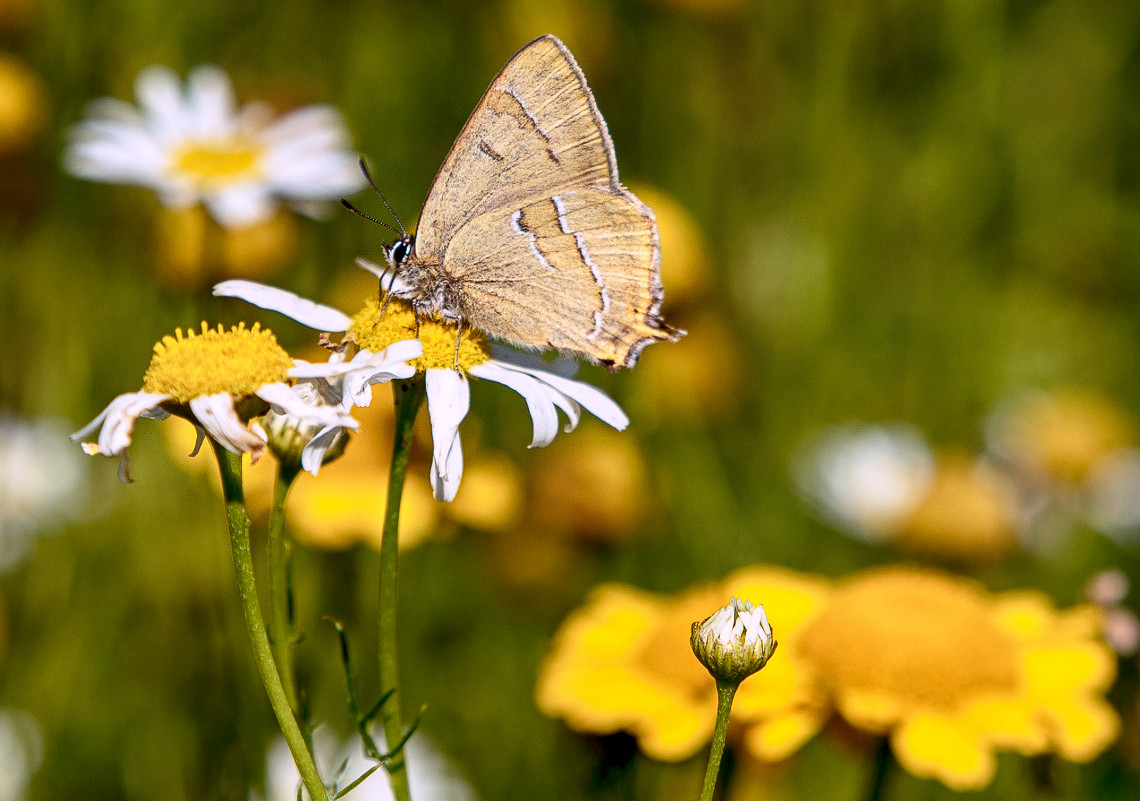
[486,360,629,432]
[213,279,352,331]
[133,65,187,146]
[204,183,276,228]
[255,382,359,431]
[300,425,344,476]
[467,362,563,448]
[185,64,236,140]
[188,393,267,460]
[70,391,171,458]
[426,369,470,502]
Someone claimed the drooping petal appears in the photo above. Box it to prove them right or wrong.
[255,383,359,431]
[425,369,469,502]
[467,362,562,448]
[213,280,352,332]
[188,393,267,460]
[490,359,629,432]
[300,425,343,476]
[70,391,171,459]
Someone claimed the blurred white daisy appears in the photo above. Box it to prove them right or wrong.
[0,413,89,571]
[64,64,365,228]
[214,278,630,502]
[71,322,417,482]
[0,710,43,801]
[255,730,476,801]
[794,423,934,542]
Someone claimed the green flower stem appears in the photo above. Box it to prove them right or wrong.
[378,378,426,801]
[212,442,328,801]
[269,462,302,717]
[864,737,894,801]
[699,680,738,801]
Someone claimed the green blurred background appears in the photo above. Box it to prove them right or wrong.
[3,0,1140,798]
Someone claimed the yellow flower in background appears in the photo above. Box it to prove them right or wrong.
[894,451,1019,564]
[796,424,1021,564]
[629,313,745,425]
[796,566,1119,791]
[535,567,831,762]
[529,424,650,544]
[447,451,525,533]
[0,52,46,154]
[153,205,298,289]
[539,563,1119,790]
[626,184,712,314]
[988,388,1134,485]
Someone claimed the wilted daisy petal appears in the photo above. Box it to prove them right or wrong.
[189,393,269,459]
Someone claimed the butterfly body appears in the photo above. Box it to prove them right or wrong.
[378,34,683,369]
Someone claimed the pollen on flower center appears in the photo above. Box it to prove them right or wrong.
[171,141,261,183]
[142,322,292,403]
[796,568,1019,712]
[349,296,492,373]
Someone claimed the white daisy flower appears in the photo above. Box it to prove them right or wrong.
[0,709,42,801]
[794,423,935,542]
[64,64,365,228]
[255,730,477,801]
[71,322,418,482]
[0,413,90,571]
[214,278,630,502]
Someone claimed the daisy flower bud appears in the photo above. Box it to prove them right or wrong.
[690,596,777,686]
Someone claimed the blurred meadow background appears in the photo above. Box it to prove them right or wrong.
[4,0,1140,798]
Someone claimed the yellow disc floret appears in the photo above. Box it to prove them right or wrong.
[171,140,261,186]
[349,296,492,373]
[142,322,292,403]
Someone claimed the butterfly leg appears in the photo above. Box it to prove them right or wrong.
[453,325,462,370]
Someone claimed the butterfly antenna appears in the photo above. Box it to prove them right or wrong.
[358,157,407,238]
[340,198,403,234]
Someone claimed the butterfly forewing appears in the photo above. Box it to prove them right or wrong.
[412,34,680,367]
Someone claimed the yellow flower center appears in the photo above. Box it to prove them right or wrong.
[797,568,1019,713]
[171,140,261,185]
[142,322,292,403]
[349,296,492,373]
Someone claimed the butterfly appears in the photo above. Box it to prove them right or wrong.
[350,34,684,370]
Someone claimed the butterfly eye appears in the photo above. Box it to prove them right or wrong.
[388,237,412,264]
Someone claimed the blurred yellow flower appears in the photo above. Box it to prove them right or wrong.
[0,52,46,153]
[988,388,1134,485]
[629,313,744,425]
[894,451,1020,564]
[535,567,831,762]
[529,424,650,544]
[447,451,525,533]
[627,184,711,313]
[796,566,1119,791]
[154,205,298,289]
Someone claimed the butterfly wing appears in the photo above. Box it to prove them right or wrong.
[414,34,681,368]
